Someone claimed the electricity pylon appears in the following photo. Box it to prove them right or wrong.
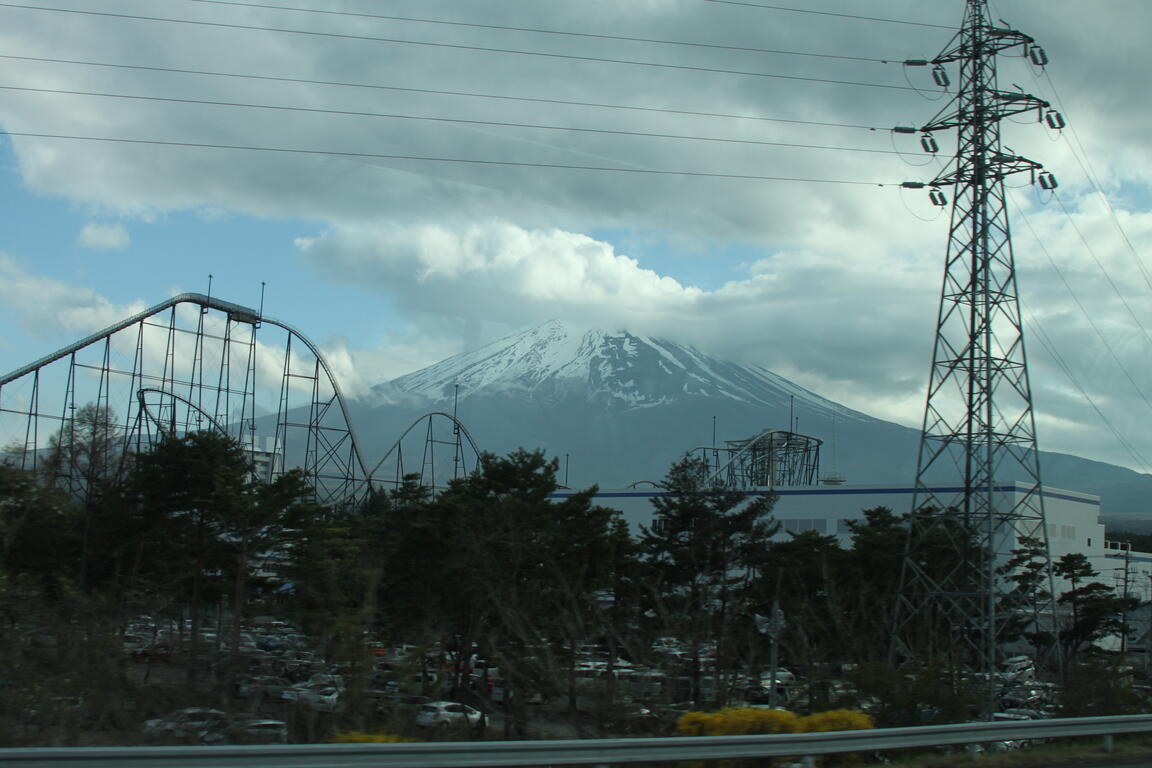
[895,0,1062,676]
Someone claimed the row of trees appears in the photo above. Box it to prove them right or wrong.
[1,422,1146,739]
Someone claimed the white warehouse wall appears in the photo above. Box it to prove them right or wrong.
[553,482,1152,600]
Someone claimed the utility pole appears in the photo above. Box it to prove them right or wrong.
[895,0,1063,679]
[1117,542,1132,655]
[452,383,462,480]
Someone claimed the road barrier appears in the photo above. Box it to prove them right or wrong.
[3,714,1152,767]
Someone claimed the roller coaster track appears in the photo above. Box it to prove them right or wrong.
[0,292,371,506]
[368,411,482,495]
[688,427,821,489]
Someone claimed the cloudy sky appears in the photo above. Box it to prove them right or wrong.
[0,0,1149,473]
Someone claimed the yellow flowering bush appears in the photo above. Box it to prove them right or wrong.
[798,709,874,733]
[677,707,872,737]
[676,710,716,736]
[677,707,800,736]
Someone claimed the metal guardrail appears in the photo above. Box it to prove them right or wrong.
[3,714,1152,768]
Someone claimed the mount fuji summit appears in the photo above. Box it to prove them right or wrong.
[352,321,1152,524]
[378,320,862,416]
[358,320,913,489]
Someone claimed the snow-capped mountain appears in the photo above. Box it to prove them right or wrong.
[358,320,899,490]
[378,319,865,420]
[352,320,1152,524]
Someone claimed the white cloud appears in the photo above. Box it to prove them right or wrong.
[1,0,1152,473]
[291,199,1152,470]
[316,330,467,401]
[295,218,941,422]
[300,221,701,321]
[77,222,130,251]
[0,253,145,337]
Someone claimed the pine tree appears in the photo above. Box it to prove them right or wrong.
[640,456,777,707]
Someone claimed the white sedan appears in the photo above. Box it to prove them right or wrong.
[284,682,343,713]
[299,684,343,713]
[414,701,486,733]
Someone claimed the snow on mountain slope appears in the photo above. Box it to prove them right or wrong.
[372,320,872,422]
[350,321,1152,521]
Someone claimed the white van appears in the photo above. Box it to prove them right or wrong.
[1000,656,1035,681]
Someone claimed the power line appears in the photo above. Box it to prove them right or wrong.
[1051,191,1152,353]
[1012,52,1152,474]
[701,0,957,31]
[0,83,906,156]
[0,54,887,132]
[1025,306,1152,474]
[170,0,892,65]
[0,3,923,91]
[1028,68,1152,295]
[0,130,895,186]
[1012,195,1152,422]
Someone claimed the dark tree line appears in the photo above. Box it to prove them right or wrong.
[1,423,1144,742]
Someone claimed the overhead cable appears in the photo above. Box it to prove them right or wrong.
[1051,191,1152,353]
[0,54,886,132]
[0,130,893,186]
[1025,307,1152,473]
[0,84,904,155]
[701,0,957,30]
[1030,69,1152,295]
[1013,197,1152,421]
[171,0,892,64]
[0,3,924,91]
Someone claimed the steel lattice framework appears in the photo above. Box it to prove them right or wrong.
[896,0,1060,673]
[690,428,821,490]
[0,293,371,507]
[368,411,483,497]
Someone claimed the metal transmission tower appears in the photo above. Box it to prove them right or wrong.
[896,0,1062,673]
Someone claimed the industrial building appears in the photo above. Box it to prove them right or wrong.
[553,480,1152,603]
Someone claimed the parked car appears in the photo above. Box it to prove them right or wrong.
[277,651,322,680]
[223,718,289,744]
[284,681,343,713]
[131,643,174,663]
[235,675,292,703]
[376,694,430,718]
[306,673,345,688]
[300,685,343,713]
[384,671,440,696]
[604,703,661,735]
[122,634,151,653]
[1000,655,1036,682]
[142,708,230,743]
[281,681,311,704]
[1000,707,1051,720]
[414,701,486,734]
[488,680,545,705]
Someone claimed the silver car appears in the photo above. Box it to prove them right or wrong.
[414,701,486,734]
[142,708,230,743]
[224,718,289,744]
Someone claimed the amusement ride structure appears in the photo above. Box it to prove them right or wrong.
[0,292,478,506]
[690,428,822,490]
